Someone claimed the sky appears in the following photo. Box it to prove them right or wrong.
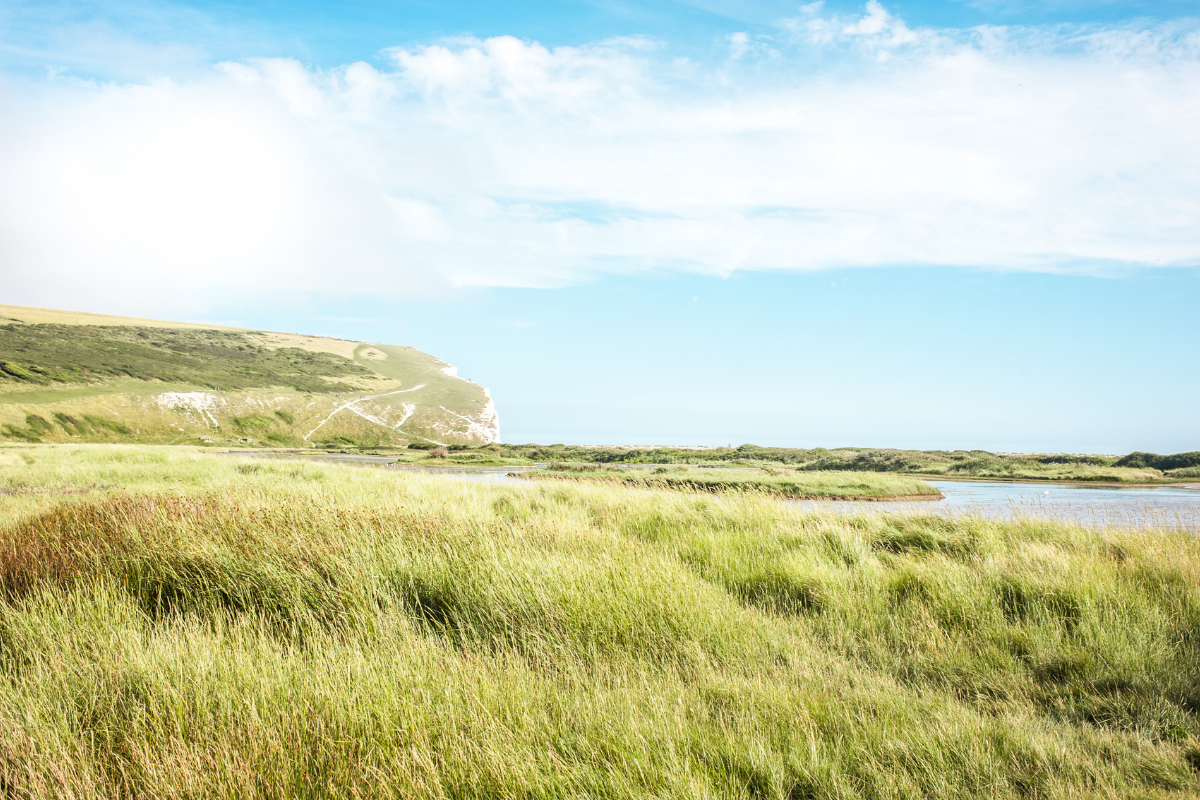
[1,0,1198,452]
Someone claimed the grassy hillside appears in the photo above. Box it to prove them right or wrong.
[0,304,499,448]
[0,444,1197,798]
[521,464,942,499]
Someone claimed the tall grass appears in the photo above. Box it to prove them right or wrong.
[0,445,1197,798]
[527,464,942,499]
[1167,466,1200,479]
[492,445,1179,483]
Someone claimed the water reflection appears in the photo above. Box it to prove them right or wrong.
[788,480,1200,530]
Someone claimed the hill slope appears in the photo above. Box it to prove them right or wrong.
[0,304,499,447]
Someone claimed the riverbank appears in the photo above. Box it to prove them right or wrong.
[224,443,1200,484]
[898,471,1200,487]
[477,443,1200,484]
[516,464,943,500]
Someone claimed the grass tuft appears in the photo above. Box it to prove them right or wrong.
[0,445,1196,798]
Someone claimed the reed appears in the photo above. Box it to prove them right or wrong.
[524,464,942,499]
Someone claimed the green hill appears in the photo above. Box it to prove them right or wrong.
[0,304,499,448]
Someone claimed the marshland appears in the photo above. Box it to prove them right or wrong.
[1,444,1198,798]
[517,463,943,500]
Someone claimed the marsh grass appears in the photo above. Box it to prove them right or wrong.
[493,445,1184,484]
[527,464,942,499]
[0,445,1197,798]
[1167,466,1200,479]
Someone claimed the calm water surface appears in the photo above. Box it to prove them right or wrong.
[219,453,1200,530]
[795,480,1200,530]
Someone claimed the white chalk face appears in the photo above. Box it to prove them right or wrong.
[1,4,1198,317]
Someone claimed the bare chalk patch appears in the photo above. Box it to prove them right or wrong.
[155,392,225,428]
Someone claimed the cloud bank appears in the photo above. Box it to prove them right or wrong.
[2,3,1199,311]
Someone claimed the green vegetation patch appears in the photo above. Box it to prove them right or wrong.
[0,323,374,393]
[3,412,133,443]
[1167,466,1200,478]
[1117,451,1200,471]
[1,413,54,442]
[490,443,1189,483]
[522,464,942,499]
[0,445,1196,797]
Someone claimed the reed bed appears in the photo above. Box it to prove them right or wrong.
[0,444,1197,798]
[522,464,942,500]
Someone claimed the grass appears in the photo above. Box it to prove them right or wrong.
[1167,466,1200,479]
[0,444,1197,798]
[0,324,373,392]
[931,463,1164,483]
[487,445,1196,484]
[0,378,210,405]
[0,306,498,449]
[521,464,942,499]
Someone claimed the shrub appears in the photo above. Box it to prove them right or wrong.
[0,360,44,383]
[1116,451,1200,471]
[24,415,54,435]
[1167,466,1200,478]
[53,413,91,435]
[82,415,133,435]
[232,415,276,433]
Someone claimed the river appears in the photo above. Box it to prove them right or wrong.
[219,453,1200,530]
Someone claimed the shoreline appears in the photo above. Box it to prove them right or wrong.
[898,472,1200,488]
[212,450,1200,489]
[513,472,945,502]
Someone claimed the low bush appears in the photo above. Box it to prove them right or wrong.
[1166,466,1200,478]
[1117,451,1200,471]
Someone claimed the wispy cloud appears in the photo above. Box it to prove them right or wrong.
[2,3,1199,314]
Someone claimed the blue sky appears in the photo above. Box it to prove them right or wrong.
[5,1,1200,75]
[2,0,1198,451]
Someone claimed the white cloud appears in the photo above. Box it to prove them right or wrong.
[2,5,1199,314]
[840,0,917,45]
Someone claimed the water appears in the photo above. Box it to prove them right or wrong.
[387,464,544,484]
[792,480,1200,530]
[217,453,1200,530]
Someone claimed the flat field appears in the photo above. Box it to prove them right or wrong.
[1,445,1198,798]
[520,464,942,500]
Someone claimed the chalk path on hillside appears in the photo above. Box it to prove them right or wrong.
[302,385,427,441]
